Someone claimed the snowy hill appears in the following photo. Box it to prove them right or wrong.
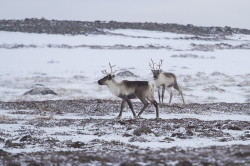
[0,21,250,103]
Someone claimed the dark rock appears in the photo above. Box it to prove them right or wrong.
[203,86,225,92]
[218,138,229,142]
[118,121,126,125]
[234,151,250,158]
[120,162,140,166]
[123,133,132,137]
[129,136,149,142]
[4,140,24,148]
[133,126,154,136]
[117,70,137,77]
[0,137,4,142]
[23,84,57,95]
[176,161,193,166]
[185,129,194,136]
[20,135,32,142]
[210,72,227,76]
[171,132,186,139]
[0,149,9,157]
[26,161,45,166]
[69,141,86,148]
[161,137,175,142]
[191,42,250,51]
[237,81,250,87]
[200,161,211,166]
[171,54,199,59]
[228,125,242,131]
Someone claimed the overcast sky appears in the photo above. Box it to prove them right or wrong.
[1,0,250,29]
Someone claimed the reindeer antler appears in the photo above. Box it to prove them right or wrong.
[101,69,109,75]
[157,59,163,70]
[109,63,116,74]
[149,59,164,70]
[101,63,117,75]
[149,59,156,70]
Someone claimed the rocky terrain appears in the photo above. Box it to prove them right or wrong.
[1,18,250,36]
[0,100,250,166]
[1,18,250,166]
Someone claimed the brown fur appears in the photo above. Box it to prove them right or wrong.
[163,72,176,78]
[151,70,185,105]
[98,74,159,118]
[122,80,149,88]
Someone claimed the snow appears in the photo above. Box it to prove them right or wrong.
[1,109,250,122]
[0,30,248,50]
[1,1,250,161]
[0,29,250,154]
[129,138,250,149]
[0,30,250,103]
[1,108,250,154]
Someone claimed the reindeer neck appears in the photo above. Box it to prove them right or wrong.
[155,73,165,85]
[106,79,121,96]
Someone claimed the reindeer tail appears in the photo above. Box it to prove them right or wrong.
[173,78,180,91]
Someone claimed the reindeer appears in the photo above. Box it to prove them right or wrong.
[150,59,185,106]
[98,63,159,119]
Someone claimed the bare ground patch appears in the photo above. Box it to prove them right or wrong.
[0,100,250,165]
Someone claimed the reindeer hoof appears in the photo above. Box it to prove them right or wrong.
[116,116,121,119]
[136,115,142,119]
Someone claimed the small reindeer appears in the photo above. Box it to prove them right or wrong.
[98,63,159,119]
[150,59,185,105]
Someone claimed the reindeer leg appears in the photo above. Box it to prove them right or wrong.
[137,93,159,119]
[117,99,126,119]
[157,86,161,104]
[179,90,186,105]
[161,85,165,104]
[173,81,185,106]
[149,99,159,119]
[125,98,136,118]
[169,91,173,105]
[166,88,173,105]
[137,97,149,118]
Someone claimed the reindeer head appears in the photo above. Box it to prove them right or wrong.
[98,63,116,85]
[149,59,163,80]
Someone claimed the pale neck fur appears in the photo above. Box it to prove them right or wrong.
[106,79,121,97]
[155,73,165,86]
[155,72,174,87]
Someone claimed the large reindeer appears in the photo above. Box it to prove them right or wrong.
[98,63,159,119]
[150,59,185,105]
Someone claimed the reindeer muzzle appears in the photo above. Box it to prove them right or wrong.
[98,80,102,85]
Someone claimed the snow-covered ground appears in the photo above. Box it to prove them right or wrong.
[1,107,250,154]
[0,29,250,103]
